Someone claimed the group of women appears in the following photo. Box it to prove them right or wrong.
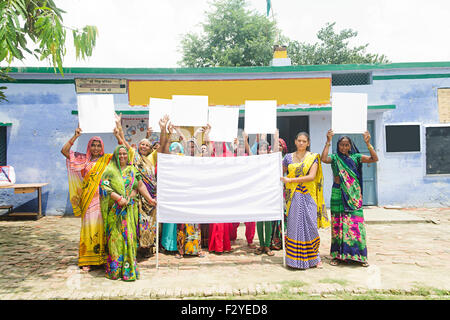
[62,114,378,281]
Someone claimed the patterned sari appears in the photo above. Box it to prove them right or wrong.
[66,137,112,267]
[129,148,157,252]
[100,145,141,281]
[283,152,329,269]
[329,149,367,263]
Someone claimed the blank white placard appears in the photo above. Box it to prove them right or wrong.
[149,98,173,132]
[207,107,239,142]
[77,94,116,133]
[331,93,368,134]
[244,100,277,134]
[171,95,208,127]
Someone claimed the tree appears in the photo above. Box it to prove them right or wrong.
[287,22,390,65]
[0,0,98,101]
[179,0,278,67]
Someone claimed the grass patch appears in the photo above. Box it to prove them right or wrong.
[280,280,308,288]
[318,278,350,286]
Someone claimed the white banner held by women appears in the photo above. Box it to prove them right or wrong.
[157,152,284,223]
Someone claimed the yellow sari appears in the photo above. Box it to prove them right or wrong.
[284,152,329,229]
[66,137,112,266]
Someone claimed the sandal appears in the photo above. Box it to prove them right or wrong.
[255,247,264,255]
[330,259,339,266]
[198,252,206,258]
[248,243,257,249]
[175,253,183,259]
[315,261,324,269]
[81,266,91,272]
[361,262,370,267]
[264,247,275,256]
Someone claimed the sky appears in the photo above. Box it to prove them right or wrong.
[14,0,450,68]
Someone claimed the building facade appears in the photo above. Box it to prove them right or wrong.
[1,62,449,215]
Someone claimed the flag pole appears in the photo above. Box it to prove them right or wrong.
[278,152,286,268]
[156,218,159,269]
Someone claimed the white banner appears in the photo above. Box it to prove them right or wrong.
[156,152,284,223]
[77,94,116,133]
[207,107,239,142]
[331,92,368,134]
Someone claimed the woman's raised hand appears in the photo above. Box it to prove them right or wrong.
[158,115,169,132]
[146,127,153,139]
[74,126,82,138]
[326,129,334,142]
[363,131,371,144]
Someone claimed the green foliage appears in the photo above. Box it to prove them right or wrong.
[0,0,98,102]
[179,1,388,68]
[287,22,390,65]
[179,0,278,67]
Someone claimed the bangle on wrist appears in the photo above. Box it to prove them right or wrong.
[368,144,374,150]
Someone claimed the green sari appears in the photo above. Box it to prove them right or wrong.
[100,145,142,281]
[329,152,367,263]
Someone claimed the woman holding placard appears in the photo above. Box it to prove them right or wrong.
[62,125,120,272]
[280,132,329,269]
[321,129,378,267]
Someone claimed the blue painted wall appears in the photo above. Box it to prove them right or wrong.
[0,83,121,215]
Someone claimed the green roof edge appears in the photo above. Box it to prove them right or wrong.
[7,61,450,75]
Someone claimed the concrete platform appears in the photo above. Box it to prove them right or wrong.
[362,207,434,224]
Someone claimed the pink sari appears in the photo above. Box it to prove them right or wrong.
[208,142,234,253]
[66,137,112,266]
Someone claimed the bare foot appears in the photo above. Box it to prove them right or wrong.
[248,243,256,249]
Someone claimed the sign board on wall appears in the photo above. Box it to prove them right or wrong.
[121,117,158,148]
[437,88,450,123]
[75,78,127,94]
